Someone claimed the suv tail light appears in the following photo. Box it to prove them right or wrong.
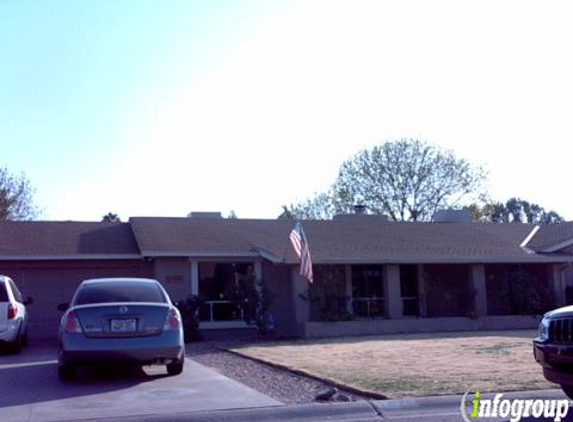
[64,311,83,333]
[7,303,17,320]
[163,308,181,331]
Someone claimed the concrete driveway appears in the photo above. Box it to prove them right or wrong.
[0,341,281,422]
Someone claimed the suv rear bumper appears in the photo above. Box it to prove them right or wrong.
[534,339,573,385]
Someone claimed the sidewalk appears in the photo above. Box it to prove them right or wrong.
[62,389,568,422]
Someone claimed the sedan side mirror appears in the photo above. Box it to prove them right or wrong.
[23,297,34,306]
[57,303,69,312]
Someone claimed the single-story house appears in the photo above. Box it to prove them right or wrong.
[2,212,573,340]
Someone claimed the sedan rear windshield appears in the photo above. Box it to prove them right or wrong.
[74,282,166,305]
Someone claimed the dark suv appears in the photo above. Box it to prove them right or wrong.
[534,305,573,399]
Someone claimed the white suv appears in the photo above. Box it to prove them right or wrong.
[0,275,32,353]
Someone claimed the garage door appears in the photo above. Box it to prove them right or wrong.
[0,260,153,340]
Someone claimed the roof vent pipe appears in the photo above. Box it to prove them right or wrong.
[432,209,471,223]
[187,212,223,219]
[354,205,366,215]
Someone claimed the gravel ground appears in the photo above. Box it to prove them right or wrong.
[186,335,369,404]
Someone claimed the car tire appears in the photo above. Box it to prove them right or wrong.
[9,331,22,354]
[166,358,184,376]
[21,330,28,347]
[58,362,75,381]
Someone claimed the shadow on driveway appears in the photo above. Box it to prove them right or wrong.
[0,340,169,409]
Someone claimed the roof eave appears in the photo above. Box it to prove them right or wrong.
[290,255,573,265]
[542,238,573,253]
[140,251,262,259]
[0,254,143,261]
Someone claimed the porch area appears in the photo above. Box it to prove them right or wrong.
[291,262,567,338]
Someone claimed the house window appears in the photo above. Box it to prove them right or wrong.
[351,265,385,318]
[198,262,253,322]
[400,265,419,316]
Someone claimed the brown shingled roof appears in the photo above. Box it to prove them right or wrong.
[0,221,141,258]
[1,218,571,264]
[130,216,572,264]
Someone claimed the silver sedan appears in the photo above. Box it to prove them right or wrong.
[57,277,185,380]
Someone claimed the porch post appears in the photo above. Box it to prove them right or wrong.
[291,266,310,335]
[254,260,263,280]
[553,264,566,308]
[190,260,199,296]
[254,260,263,294]
[345,265,353,315]
[471,264,488,316]
[417,264,427,317]
[384,265,403,319]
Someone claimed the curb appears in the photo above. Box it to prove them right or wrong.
[226,348,388,400]
[66,402,382,422]
[371,389,567,416]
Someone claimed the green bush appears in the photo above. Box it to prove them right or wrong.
[176,296,204,342]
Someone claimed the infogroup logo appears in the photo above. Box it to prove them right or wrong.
[460,390,569,422]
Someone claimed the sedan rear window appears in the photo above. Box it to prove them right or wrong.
[0,283,8,302]
[74,282,166,305]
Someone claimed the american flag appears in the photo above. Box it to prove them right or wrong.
[289,221,313,283]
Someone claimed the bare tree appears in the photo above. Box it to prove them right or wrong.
[0,166,38,220]
[284,139,486,221]
[280,191,338,220]
[333,139,486,221]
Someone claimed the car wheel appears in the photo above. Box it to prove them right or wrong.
[58,362,75,381]
[9,331,22,354]
[561,385,573,400]
[166,358,184,376]
[21,330,28,347]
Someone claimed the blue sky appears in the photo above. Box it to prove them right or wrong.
[2,0,573,221]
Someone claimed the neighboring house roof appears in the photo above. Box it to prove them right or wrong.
[129,216,573,264]
[0,221,141,259]
[1,217,573,264]
[526,222,573,252]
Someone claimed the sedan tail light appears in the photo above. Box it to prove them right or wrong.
[7,303,17,320]
[163,308,181,331]
[64,311,83,333]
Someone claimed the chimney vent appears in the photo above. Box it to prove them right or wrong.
[354,205,366,215]
[187,211,223,219]
[432,209,471,223]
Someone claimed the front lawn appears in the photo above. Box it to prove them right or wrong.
[231,330,553,398]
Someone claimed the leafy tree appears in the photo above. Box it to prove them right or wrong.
[471,198,564,224]
[0,166,38,220]
[102,212,121,222]
[284,139,486,221]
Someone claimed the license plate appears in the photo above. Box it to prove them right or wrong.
[111,318,137,333]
